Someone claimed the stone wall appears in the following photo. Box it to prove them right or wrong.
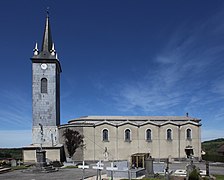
[82,123,201,161]
[32,63,60,144]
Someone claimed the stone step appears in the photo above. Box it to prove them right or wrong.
[0,167,11,174]
[42,165,58,172]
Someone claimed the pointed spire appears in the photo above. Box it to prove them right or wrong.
[31,10,62,73]
[41,12,53,52]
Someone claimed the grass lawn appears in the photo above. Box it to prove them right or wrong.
[119,175,224,180]
[62,165,78,168]
[11,165,28,170]
[214,175,224,180]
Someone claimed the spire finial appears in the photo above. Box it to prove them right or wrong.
[46,7,50,17]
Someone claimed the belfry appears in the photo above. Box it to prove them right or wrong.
[31,12,61,146]
[23,13,64,162]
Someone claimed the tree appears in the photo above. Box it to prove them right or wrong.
[63,128,84,158]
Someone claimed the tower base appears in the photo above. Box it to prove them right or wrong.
[23,144,65,163]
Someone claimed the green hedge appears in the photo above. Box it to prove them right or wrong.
[202,154,224,162]
[0,148,22,160]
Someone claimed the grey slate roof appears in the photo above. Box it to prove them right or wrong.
[70,115,200,121]
[30,13,62,72]
[32,14,55,60]
[41,14,53,52]
[63,115,201,128]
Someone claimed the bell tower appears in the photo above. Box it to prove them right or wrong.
[31,13,62,146]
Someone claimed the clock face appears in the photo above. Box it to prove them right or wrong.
[41,63,48,70]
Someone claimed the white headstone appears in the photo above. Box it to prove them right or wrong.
[11,159,17,167]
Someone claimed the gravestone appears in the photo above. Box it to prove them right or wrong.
[107,161,145,179]
[153,162,165,174]
[145,156,154,178]
[106,162,118,180]
[114,161,128,170]
[11,159,17,167]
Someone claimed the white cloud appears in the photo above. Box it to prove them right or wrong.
[109,9,224,118]
[0,89,31,129]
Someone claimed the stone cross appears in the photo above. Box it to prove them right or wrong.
[93,160,104,180]
[78,161,89,180]
[106,162,118,180]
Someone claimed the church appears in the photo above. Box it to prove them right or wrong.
[23,14,202,163]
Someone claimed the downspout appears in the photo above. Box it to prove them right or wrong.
[94,125,96,161]
[178,125,181,161]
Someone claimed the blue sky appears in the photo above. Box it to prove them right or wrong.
[0,0,224,147]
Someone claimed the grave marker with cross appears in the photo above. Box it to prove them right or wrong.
[106,162,118,180]
[92,160,104,180]
[78,161,89,180]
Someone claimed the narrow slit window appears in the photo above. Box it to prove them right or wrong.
[125,129,131,142]
[186,129,192,140]
[102,129,109,142]
[167,129,172,141]
[146,129,152,141]
[41,78,48,93]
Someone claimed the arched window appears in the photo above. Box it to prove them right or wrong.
[102,129,109,142]
[41,78,47,93]
[186,128,192,140]
[167,129,172,141]
[146,129,152,141]
[124,129,131,142]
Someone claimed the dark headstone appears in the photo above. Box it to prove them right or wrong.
[36,149,47,168]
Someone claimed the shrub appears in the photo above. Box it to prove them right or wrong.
[51,161,63,167]
[189,168,200,180]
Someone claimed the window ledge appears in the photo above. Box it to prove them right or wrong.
[103,140,109,142]
[125,140,132,143]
